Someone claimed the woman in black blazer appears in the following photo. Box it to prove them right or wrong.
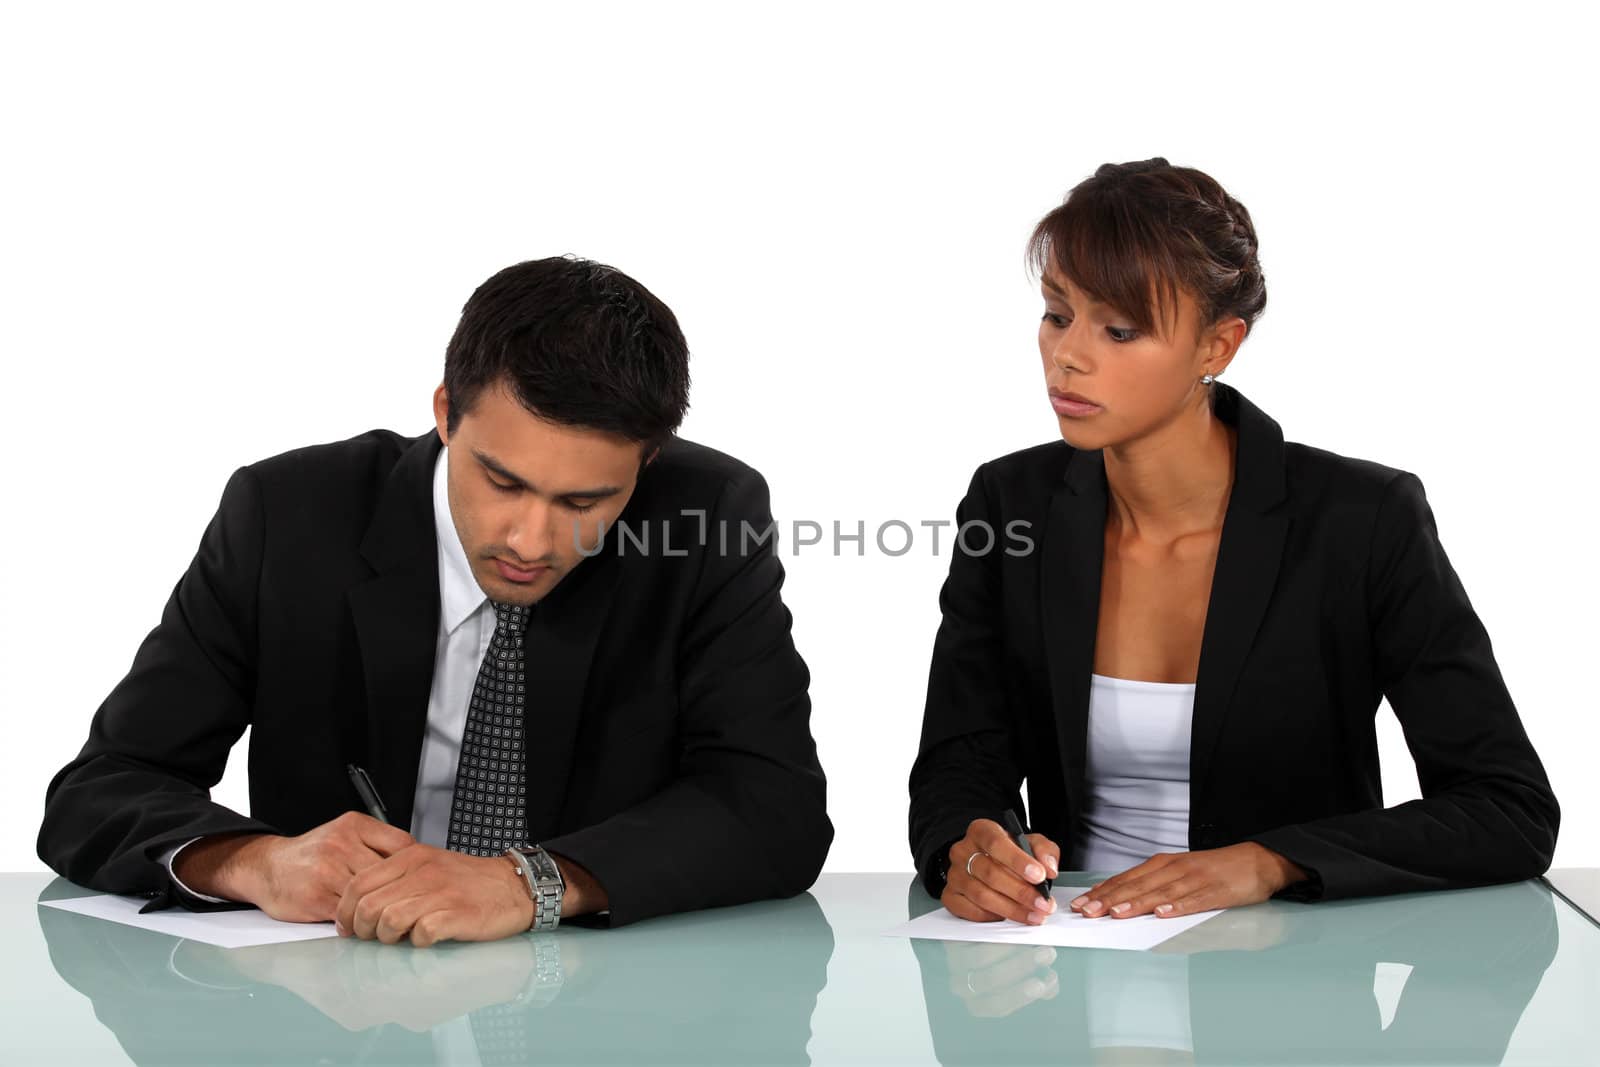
[908,158,1559,926]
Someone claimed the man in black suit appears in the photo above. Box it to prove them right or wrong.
[38,256,833,944]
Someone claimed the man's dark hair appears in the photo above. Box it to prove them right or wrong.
[443,256,691,446]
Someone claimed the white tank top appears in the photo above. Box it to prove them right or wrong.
[1067,672,1195,873]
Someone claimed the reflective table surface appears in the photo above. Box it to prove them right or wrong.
[4,871,1596,1065]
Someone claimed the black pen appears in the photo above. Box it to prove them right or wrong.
[346,764,390,824]
[1002,808,1053,898]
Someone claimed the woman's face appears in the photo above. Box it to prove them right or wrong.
[1038,267,1222,450]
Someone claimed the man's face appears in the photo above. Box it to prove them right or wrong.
[432,381,651,606]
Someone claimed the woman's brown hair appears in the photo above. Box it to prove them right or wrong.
[1027,158,1267,344]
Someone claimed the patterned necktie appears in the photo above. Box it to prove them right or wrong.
[446,601,530,857]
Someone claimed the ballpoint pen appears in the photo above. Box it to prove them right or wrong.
[1002,808,1053,898]
[346,764,390,824]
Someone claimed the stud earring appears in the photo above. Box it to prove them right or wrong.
[1201,373,1216,385]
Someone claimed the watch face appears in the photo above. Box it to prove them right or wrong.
[527,849,560,887]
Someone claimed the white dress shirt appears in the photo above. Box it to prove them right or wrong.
[163,445,498,893]
[1067,672,1195,873]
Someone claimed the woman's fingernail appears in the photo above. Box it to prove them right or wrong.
[1025,864,1044,882]
[1035,896,1050,911]
[1155,903,1174,915]
[1111,902,1131,915]
[1046,857,1059,875]
[1028,909,1048,924]
[1085,899,1102,914]
[1071,895,1088,908]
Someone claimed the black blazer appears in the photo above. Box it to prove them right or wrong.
[38,429,833,926]
[909,381,1558,902]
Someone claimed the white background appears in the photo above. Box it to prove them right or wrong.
[2,2,1595,881]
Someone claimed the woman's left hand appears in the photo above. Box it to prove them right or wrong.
[1070,842,1310,919]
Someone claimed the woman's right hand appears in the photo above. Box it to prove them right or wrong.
[941,818,1062,924]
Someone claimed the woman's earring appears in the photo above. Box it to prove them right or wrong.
[1200,373,1216,385]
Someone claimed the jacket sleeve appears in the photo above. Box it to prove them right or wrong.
[540,466,833,926]
[907,464,1027,899]
[1248,471,1560,900]
[37,466,280,903]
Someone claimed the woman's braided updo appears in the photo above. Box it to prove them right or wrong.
[1027,157,1267,343]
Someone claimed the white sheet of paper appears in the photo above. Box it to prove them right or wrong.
[885,886,1225,951]
[39,893,339,949]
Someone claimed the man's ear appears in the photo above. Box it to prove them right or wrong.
[432,384,451,446]
[643,445,661,468]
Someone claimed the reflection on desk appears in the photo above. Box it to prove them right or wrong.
[37,877,833,1066]
[906,875,1560,1065]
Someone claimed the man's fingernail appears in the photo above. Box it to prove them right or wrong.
[1026,864,1044,882]
[1035,896,1050,911]
[1027,910,1048,925]
[1085,899,1102,913]
[1046,857,1059,875]
[1156,903,1174,915]
[1071,895,1088,908]
[1111,902,1131,915]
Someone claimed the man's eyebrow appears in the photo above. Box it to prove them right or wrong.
[471,449,622,498]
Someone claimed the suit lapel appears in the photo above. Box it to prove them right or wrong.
[348,431,444,833]
[1189,385,1289,804]
[1040,382,1290,817]
[520,541,621,840]
[1041,447,1108,816]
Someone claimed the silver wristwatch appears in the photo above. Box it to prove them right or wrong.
[505,844,565,931]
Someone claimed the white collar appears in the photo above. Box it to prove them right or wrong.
[433,445,488,634]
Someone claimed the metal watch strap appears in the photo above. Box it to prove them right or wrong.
[505,845,565,931]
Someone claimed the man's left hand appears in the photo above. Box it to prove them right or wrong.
[335,844,532,947]
[1069,842,1310,920]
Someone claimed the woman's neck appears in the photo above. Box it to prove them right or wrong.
[1102,398,1237,544]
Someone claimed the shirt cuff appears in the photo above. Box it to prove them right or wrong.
[158,837,235,904]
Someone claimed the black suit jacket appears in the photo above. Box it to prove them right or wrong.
[909,381,1559,901]
[38,429,833,926]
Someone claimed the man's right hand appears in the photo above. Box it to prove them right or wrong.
[172,813,417,923]
[941,818,1061,925]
